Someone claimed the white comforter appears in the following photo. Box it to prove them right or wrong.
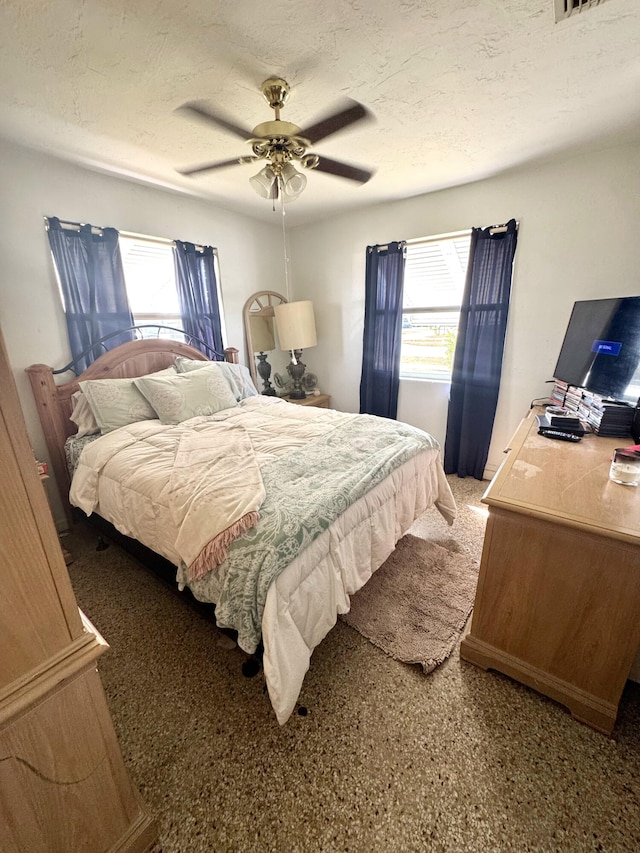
[71,417,266,579]
[69,397,456,723]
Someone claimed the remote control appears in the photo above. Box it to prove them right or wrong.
[538,428,582,442]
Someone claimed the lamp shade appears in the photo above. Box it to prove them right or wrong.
[250,315,276,352]
[250,165,277,199]
[274,300,317,350]
[280,163,307,202]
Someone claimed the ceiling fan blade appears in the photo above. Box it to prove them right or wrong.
[313,155,374,184]
[176,101,253,141]
[177,156,257,177]
[300,99,372,145]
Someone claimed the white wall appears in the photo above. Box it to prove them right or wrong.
[3,136,640,527]
[0,139,283,524]
[290,141,640,478]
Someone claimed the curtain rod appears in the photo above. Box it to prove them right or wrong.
[120,229,174,246]
[405,228,472,245]
[44,216,173,243]
[375,221,519,252]
[43,217,213,253]
[488,219,520,235]
[44,216,106,235]
[368,240,406,253]
[122,230,218,256]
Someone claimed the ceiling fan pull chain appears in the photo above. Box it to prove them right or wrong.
[280,186,291,302]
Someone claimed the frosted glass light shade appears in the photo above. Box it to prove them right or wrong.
[250,166,277,199]
[280,163,307,201]
[274,300,317,350]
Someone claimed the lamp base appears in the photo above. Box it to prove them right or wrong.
[256,352,276,396]
[286,349,307,399]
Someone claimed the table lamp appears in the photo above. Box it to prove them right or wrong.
[274,300,317,399]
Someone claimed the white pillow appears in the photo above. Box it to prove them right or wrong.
[79,366,176,433]
[174,357,259,401]
[173,356,209,372]
[133,363,238,425]
[70,390,100,437]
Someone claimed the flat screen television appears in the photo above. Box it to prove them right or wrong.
[553,296,640,404]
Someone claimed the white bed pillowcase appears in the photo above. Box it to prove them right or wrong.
[174,357,259,401]
[70,390,100,437]
[133,363,238,425]
[79,366,176,433]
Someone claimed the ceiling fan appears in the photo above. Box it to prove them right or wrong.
[175,77,374,201]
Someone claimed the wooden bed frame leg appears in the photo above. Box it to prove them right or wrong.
[96,535,110,552]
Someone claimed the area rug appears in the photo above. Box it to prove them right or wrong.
[341,534,479,673]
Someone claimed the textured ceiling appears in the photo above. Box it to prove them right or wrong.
[1,0,639,224]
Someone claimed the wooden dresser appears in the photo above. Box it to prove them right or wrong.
[0,328,159,852]
[285,393,331,408]
[460,410,640,736]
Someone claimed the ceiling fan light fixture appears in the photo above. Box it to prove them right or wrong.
[250,165,278,199]
[280,163,307,202]
[177,78,373,198]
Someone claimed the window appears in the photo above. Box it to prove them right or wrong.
[46,217,226,372]
[400,230,471,381]
[119,233,223,343]
[119,233,182,339]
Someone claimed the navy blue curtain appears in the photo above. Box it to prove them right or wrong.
[46,217,134,373]
[444,219,518,479]
[359,242,406,419]
[173,241,224,357]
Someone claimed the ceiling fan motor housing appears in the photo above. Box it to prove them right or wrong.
[250,122,311,173]
[252,83,314,172]
[251,120,303,139]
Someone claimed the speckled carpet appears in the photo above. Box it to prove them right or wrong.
[63,474,640,853]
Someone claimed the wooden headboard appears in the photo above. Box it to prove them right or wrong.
[27,338,239,525]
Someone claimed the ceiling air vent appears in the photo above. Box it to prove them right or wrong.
[555,0,606,21]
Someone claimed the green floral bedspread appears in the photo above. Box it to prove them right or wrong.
[183,413,440,654]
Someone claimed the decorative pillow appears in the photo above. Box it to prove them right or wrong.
[133,364,238,425]
[79,378,158,433]
[78,367,176,434]
[174,357,259,401]
[70,390,100,437]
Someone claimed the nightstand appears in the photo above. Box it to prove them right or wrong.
[285,393,331,409]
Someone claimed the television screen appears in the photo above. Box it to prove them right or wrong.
[553,297,640,404]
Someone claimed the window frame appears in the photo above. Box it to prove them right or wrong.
[118,230,226,344]
[400,229,471,383]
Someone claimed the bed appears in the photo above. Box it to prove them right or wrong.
[27,336,456,724]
